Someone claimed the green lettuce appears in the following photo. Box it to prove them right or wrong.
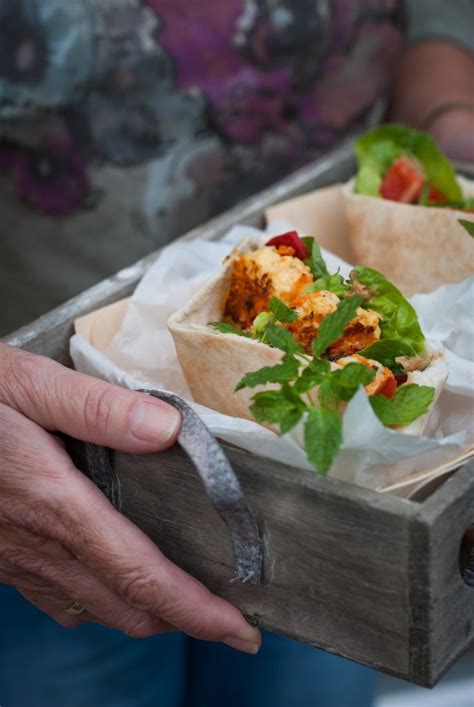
[352,266,425,353]
[354,124,462,201]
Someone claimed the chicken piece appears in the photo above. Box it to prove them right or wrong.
[286,291,340,352]
[224,246,312,330]
[327,306,381,360]
[336,354,395,397]
[284,290,381,357]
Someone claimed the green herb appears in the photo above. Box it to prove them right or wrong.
[305,273,350,297]
[458,219,474,237]
[268,297,298,323]
[304,407,342,475]
[303,237,329,279]
[354,124,462,201]
[370,384,435,426]
[235,353,299,391]
[359,339,417,370]
[351,267,425,353]
[209,322,252,337]
[251,312,274,340]
[330,362,376,401]
[311,295,363,357]
[250,385,305,434]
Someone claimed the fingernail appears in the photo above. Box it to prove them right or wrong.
[223,636,260,655]
[130,401,181,446]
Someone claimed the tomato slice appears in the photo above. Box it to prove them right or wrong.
[380,156,425,204]
[427,186,446,204]
[379,376,397,399]
[266,231,310,260]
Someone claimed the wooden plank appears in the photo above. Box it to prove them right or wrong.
[113,442,419,679]
[408,462,474,685]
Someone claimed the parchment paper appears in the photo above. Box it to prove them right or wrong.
[70,220,474,494]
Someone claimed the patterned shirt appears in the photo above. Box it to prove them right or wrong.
[0,0,472,332]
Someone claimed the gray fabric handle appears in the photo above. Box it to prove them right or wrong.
[66,390,263,585]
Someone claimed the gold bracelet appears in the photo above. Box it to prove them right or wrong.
[421,101,474,130]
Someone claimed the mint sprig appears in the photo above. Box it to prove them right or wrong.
[370,384,435,426]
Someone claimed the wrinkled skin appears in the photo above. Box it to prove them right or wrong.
[0,343,261,653]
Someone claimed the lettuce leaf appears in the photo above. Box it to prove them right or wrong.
[354,124,462,201]
[352,266,425,353]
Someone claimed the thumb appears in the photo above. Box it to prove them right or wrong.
[1,344,181,453]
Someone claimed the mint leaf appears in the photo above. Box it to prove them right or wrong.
[305,273,350,297]
[269,297,298,323]
[391,384,435,425]
[369,395,402,426]
[311,295,363,358]
[304,407,342,474]
[294,359,331,394]
[352,266,424,353]
[459,219,474,237]
[265,324,304,355]
[209,322,251,337]
[235,354,299,391]
[360,339,417,370]
[370,384,435,426]
[331,362,376,401]
[250,385,304,433]
[304,238,329,279]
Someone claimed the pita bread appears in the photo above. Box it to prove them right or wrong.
[168,241,447,434]
[343,176,474,294]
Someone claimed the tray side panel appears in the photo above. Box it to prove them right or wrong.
[113,444,413,679]
[410,463,474,686]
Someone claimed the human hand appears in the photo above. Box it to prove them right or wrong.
[0,343,261,654]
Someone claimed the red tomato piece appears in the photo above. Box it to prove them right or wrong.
[379,376,397,399]
[427,186,446,204]
[380,156,425,204]
[266,231,310,260]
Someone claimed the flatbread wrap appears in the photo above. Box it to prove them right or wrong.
[344,124,474,293]
[169,232,448,474]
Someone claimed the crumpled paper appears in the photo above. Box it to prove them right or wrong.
[70,222,474,492]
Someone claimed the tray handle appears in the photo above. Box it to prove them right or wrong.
[65,390,263,586]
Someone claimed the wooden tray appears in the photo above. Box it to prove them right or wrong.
[5,141,473,686]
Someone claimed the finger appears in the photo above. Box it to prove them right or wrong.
[0,522,175,639]
[62,471,261,652]
[0,344,181,453]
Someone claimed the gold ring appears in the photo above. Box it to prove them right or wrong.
[65,601,86,616]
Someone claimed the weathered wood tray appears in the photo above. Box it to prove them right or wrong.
[5,142,473,687]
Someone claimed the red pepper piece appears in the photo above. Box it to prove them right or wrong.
[380,156,425,204]
[379,376,397,399]
[266,231,310,260]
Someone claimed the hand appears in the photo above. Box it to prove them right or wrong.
[0,343,261,654]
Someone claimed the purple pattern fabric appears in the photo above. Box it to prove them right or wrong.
[0,0,404,234]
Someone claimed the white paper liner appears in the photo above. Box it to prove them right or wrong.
[70,222,474,493]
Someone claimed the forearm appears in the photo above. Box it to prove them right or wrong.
[388,41,474,161]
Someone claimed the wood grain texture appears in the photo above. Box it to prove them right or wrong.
[113,443,417,678]
[409,461,474,686]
